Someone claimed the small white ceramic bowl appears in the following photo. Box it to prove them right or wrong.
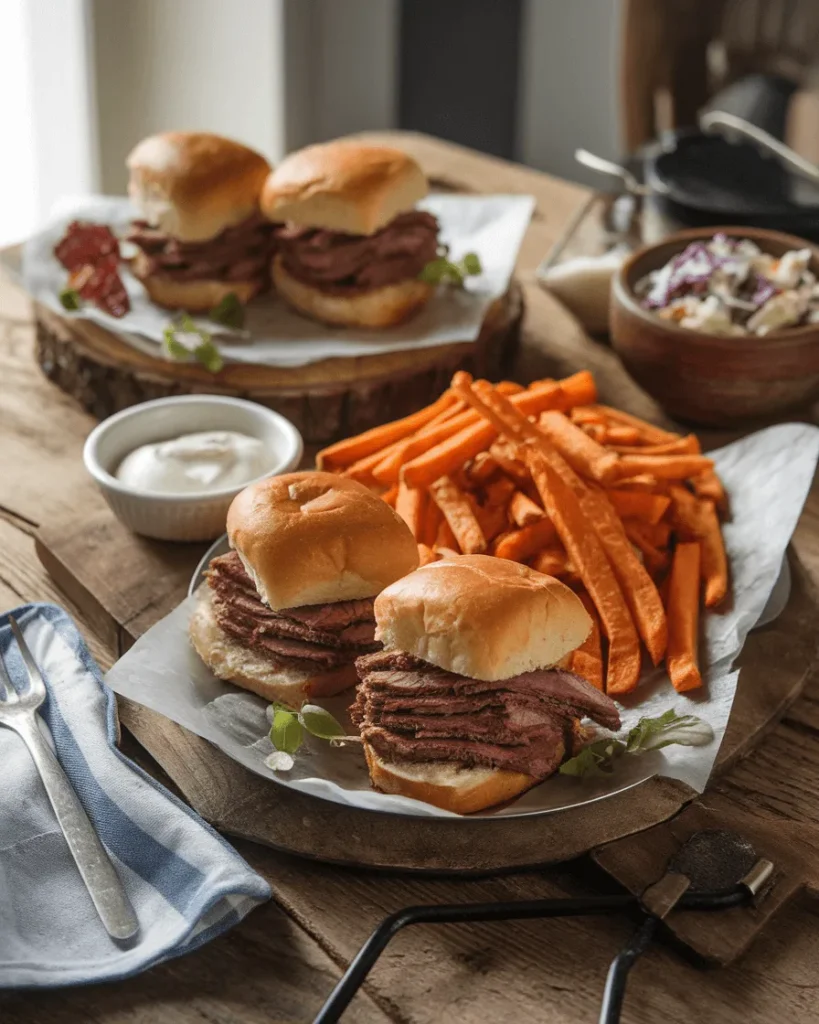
[83,395,303,542]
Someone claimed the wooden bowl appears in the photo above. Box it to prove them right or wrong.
[610,226,819,426]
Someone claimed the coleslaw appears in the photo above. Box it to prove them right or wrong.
[636,233,819,336]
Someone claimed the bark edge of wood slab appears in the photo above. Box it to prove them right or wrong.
[34,285,523,444]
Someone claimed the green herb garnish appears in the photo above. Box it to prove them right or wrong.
[298,704,346,740]
[419,251,483,286]
[270,707,303,755]
[560,709,714,779]
[163,314,224,373]
[59,288,82,311]
[209,292,245,329]
[266,702,350,770]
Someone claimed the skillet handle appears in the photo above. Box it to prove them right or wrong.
[700,111,819,187]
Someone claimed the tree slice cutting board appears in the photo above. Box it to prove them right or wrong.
[34,286,522,446]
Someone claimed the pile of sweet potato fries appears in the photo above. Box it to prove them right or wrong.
[316,371,728,696]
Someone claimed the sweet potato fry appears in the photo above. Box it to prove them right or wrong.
[421,499,443,548]
[606,490,671,525]
[371,406,477,484]
[588,405,679,445]
[570,591,604,691]
[465,452,499,486]
[509,490,545,528]
[603,425,642,445]
[570,407,607,426]
[493,518,558,561]
[483,475,517,507]
[395,481,428,540]
[417,543,438,566]
[429,476,487,554]
[402,373,595,488]
[537,411,621,483]
[667,484,704,538]
[691,469,728,514]
[530,546,569,579]
[581,423,608,443]
[698,501,728,607]
[396,481,430,540]
[435,517,460,553]
[608,435,701,456]
[666,541,703,692]
[612,474,662,492]
[524,446,642,693]
[625,521,671,576]
[614,454,714,481]
[581,488,668,665]
[317,391,457,470]
[382,484,399,507]
[489,441,532,487]
[470,498,510,543]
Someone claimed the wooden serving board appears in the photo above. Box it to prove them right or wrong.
[35,489,819,873]
[35,286,522,446]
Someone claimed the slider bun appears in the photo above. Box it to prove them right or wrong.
[189,588,357,702]
[227,471,419,611]
[272,257,432,329]
[375,554,592,682]
[127,132,271,242]
[363,745,545,814]
[132,260,263,312]
[261,141,428,235]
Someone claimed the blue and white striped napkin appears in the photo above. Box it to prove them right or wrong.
[0,603,270,988]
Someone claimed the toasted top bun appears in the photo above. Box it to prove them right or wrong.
[260,141,428,235]
[226,472,419,610]
[127,132,271,242]
[374,554,592,681]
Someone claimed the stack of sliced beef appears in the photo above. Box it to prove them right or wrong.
[207,551,378,672]
[353,650,621,779]
[127,212,279,290]
[277,211,440,292]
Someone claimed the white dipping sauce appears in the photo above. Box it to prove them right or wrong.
[115,431,270,494]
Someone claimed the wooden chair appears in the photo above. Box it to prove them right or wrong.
[621,0,819,151]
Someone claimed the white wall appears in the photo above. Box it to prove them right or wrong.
[517,0,621,184]
[91,0,287,193]
[0,0,97,244]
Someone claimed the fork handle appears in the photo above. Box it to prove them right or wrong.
[14,717,139,941]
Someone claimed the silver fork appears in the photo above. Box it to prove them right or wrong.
[0,615,139,942]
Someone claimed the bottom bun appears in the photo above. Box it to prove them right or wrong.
[273,256,433,329]
[364,744,548,814]
[189,588,357,704]
[134,264,263,312]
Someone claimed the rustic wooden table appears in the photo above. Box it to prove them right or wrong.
[2,134,819,1024]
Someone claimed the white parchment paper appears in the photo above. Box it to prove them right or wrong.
[18,194,534,369]
[105,424,819,818]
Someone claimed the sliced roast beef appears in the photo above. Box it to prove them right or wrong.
[356,650,620,730]
[206,550,377,672]
[128,212,278,286]
[364,724,567,780]
[278,211,439,293]
[353,649,620,781]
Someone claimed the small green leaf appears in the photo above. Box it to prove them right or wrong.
[59,288,82,311]
[195,339,224,373]
[270,708,303,755]
[299,704,346,740]
[419,252,482,287]
[560,739,625,777]
[626,710,714,753]
[209,292,245,329]
[163,315,223,373]
[462,252,482,276]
